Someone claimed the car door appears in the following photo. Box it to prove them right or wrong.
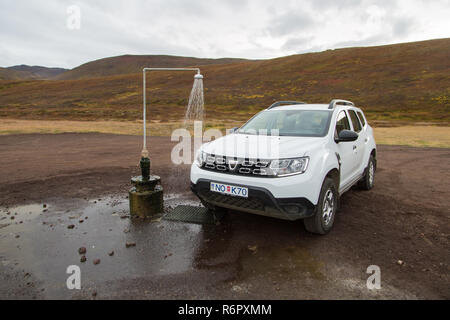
[347,109,366,174]
[334,110,355,190]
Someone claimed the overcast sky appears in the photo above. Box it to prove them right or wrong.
[1,0,449,69]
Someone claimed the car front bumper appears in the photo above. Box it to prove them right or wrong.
[191,179,315,221]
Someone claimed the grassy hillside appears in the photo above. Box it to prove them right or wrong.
[56,55,251,80]
[0,39,449,124]
[0,65,68,80]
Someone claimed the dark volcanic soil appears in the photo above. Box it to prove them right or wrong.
[0,133,449,299]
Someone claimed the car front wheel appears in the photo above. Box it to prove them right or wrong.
[303,177,338,235]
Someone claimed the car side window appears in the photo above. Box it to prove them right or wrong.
[335,111,350,138]
[357,111,366,127]
[348,110,362,132]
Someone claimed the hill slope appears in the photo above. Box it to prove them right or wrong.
[0,39,449,123]
[56,55,251,80]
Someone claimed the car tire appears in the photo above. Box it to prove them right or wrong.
[358,155,376,190]
[303,177,338,235]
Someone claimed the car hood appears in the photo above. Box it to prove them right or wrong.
[201,133,326,159]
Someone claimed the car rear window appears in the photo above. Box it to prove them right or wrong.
[348,110,362,132]
[357,111,366,127]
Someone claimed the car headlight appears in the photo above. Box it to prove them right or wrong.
[269,157,309,176]
[194,150,206,167]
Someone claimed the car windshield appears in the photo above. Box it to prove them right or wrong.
[238,110,332,137]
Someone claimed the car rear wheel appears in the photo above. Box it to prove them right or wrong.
[358,155,375,190]
[303,177,338,235]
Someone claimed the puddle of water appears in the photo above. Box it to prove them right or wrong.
[238,245,325,281]
[0,195,206,299]
[0,203,48,226]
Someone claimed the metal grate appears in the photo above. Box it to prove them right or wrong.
[163,205,224,224]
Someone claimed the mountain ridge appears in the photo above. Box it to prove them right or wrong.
[0,65,68,80]
[55,55,253,80]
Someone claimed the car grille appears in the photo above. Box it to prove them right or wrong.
[202,155,271,176]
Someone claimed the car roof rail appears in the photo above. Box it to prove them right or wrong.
[267,101,307,110]
[328,99,355,109]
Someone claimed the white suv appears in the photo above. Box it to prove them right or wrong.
[191,100,377,234]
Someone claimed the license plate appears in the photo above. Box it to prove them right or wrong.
[210,182,248,198]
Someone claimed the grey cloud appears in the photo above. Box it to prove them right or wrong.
[310,0,364,10]
[267,11,316,37]
[282,36,313,51]
[311,0,398,11]
[392,16,417,37]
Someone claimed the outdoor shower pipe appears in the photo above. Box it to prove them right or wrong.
[141,67,201,157]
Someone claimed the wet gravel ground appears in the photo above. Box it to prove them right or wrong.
[0,133,449,299]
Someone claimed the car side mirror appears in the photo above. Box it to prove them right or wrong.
[229,127,239,134]
[336,130,358,143]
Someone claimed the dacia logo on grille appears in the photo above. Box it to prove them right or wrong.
[228,159,239,171]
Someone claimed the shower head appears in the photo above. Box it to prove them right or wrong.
[194,73,203,80]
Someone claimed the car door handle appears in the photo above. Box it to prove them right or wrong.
[365,138,368,143]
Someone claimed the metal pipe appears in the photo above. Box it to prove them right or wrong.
[143,67,200,73]
[141,67,201,157]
